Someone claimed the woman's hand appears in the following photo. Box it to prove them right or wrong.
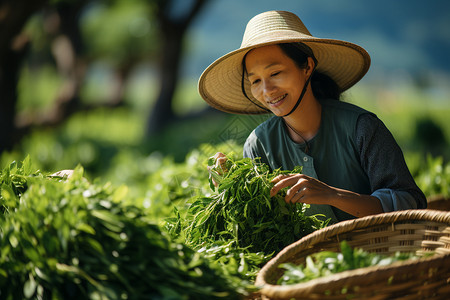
[270,173,384,218]
[270,174,336,205]
[207,152,228,187]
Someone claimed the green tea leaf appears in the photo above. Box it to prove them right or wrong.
[278,241,419,286]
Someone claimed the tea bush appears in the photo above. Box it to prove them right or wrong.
[0,160,239,299]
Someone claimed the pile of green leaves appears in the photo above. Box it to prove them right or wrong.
[166,155,326,285]
[278,241,417,286]
[0,160,238,299]
[196,240,272,294]
[187,156,324,252]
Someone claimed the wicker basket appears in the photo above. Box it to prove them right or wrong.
[255,209,450,300]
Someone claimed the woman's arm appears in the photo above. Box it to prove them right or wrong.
[355,113,427,211]
[270,113,426,218]
[270,173,384,217]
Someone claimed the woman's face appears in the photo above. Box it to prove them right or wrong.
[245,45,309,116]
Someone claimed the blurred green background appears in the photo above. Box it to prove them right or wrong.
[1,0,449,199]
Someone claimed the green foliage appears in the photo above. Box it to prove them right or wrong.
[413,155,450,197]
[197,240,271,292]
[2,89,450,297]
[1,108,144,177]
[166,154,327,288]
[0,156,39,216]
[0,160,238,299]
[81,0,157,63]
[17,66,63,113]
[98,142,243,221]
[277,241,417,286]
[180,155,325,253]
[172,79,210,115]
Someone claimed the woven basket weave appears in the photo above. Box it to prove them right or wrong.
[255,209,450,300]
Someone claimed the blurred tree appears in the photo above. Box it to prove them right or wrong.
[0,0,48,152]
[16,0,89,128]
[1,0,89,152]
[0,0,210,153]
[81,0,159,105]
[146,0,209,135]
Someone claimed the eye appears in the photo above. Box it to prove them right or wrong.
[251,78,260,85]
[271,71,281,77]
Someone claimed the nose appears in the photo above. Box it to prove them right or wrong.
[262,79,277,96]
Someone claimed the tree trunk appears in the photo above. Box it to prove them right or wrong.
[0,45,26,152]
[0,0,48,152]
[145,0,209,136]
[11,1,90,134]
[146,24,184,134]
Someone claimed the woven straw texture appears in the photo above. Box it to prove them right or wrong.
[255,209,450,300]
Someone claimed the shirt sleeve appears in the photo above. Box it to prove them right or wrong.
[355,114,427,211]
[243,135,257,159]
[243,130,271,166]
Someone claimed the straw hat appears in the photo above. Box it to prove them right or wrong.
[198,10,371,114]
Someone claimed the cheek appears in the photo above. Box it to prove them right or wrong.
[250,85,263,101]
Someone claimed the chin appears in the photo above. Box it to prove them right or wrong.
[272,111,284,117]
[271,106,293,117]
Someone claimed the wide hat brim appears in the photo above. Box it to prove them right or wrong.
[198,11,371,115]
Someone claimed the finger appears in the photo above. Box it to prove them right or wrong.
[270,176,288,197]
[216,156,227,165]
[211,153,226,167]
[284,176,310,202]
[285,185,299,201]
[210,153,228,174]
[285,178,307,197]
[285,186,306,204]
[213,152,225,159]
[270,175,297,197]
[271,174,288,183]
[216,157,228,173]
[271,175,286,183]
[210,176,219,187]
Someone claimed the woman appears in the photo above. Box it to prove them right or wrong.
[198,10,426,223]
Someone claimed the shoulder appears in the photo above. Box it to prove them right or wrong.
[355,112,396,147]
[247,116,283,143]
[243,116,283,158]
[321,98,373,117]
[321,99,376,135]
[253,116,282,134]
[356,113,385,132]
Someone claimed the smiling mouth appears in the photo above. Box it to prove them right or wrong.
[267,94,287,105]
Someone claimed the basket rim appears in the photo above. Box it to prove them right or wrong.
[259,252,450,297]
[255,209,450,297]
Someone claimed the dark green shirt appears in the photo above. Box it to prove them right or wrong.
[243,99,426,224]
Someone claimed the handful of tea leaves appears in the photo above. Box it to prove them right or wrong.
[174,155,326,255]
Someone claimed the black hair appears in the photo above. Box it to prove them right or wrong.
[278,43,341,101]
